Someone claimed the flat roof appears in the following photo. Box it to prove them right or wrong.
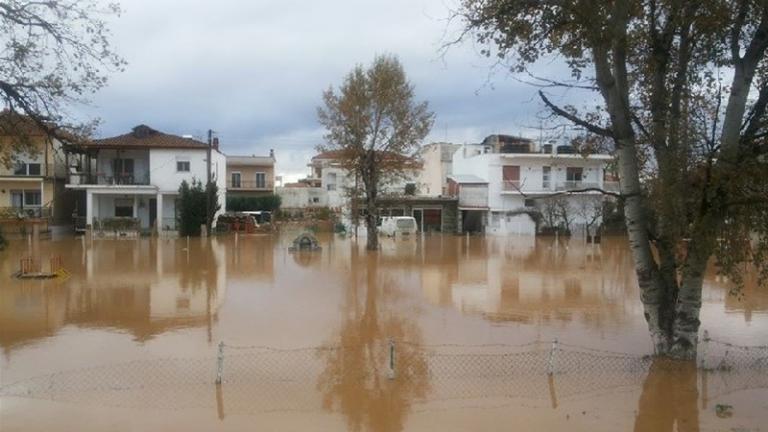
[226,155,275,166]
[448,174,488,184]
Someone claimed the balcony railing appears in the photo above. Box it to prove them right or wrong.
[555,181,600,191]
[69,173,150,186]
[227,180,273,190]
[0,206,51,219]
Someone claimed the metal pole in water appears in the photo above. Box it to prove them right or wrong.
[387,339,396,380]
[547,338,558,375]
[700,329,709,369]
[216,341,224,384]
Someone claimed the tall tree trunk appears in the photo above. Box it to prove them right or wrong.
[593,32,675,353]
[362,151,380,251]
[364,182,379,251]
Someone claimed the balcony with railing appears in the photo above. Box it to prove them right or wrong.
[555,181,600,191]
[68,172,151,186]
[227,180,274,190]
[0,206,51,220]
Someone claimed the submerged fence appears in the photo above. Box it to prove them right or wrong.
[1,335,767,415]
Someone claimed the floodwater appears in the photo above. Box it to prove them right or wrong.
[0,232,766,431]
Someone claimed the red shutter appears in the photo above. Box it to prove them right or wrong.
[502,166,520,181]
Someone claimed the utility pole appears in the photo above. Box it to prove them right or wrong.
[206,129,213,233]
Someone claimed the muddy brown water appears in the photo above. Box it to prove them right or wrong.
[0,232,766,431]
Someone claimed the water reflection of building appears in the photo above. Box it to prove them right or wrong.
[420,236,633,326]
[225,235,275,282]
[0,238,227,353]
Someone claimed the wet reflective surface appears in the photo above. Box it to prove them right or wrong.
[1,233,766,431]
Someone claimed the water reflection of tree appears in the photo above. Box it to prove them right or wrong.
[634,359,699,432]
[316,248,429,432]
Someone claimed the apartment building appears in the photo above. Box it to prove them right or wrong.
[450,135,615,235]
[226,151,276,198]
[0,113,71,225]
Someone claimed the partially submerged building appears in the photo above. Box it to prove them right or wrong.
[449,135,615,236]
[64,125,227,234]
[0,112,73,232]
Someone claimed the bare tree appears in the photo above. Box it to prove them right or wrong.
[317,55,434,250]
[456,0,768,358]
[554,197,575,235]
[575,196,604,240]
[0,0,125,165]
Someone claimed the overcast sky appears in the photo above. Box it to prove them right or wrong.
[84,0,587,181]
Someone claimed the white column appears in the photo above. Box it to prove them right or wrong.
[156,193,163,234]
[133,195,138,218]
[86,189,94,227]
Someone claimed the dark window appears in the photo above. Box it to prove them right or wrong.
[524,199,535,207]
[255,172,266,188]
[405,183,417,195]
[177,161,190,172]
[231,172,241,188]
[13,162,40,175]
[24,191,41,206]
[114,198,133,217]
[566,167,583,182]
[13,163,26,175]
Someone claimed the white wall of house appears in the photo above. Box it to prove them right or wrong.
[311,160,422,211]
[276,186,328,209]
[419,143,460,196]
[149,148,227,222]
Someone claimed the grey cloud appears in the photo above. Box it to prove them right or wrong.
[80,0,594,178]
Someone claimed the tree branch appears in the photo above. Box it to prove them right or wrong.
[538,90,614,137]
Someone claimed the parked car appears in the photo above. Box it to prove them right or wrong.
[241,211,271,224]
[378,216,418,237]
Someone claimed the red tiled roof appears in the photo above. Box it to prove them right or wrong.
[85,125,208,149]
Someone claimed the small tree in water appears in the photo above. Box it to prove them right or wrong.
[178,179,220,236]
[317,55,434,250]
[456,0,768,359]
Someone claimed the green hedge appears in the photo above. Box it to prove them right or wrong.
[227,195,281,212]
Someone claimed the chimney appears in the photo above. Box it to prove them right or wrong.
[269,149,275,160]
[212,137,219,150]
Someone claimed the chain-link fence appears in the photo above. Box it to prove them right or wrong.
[1,336,767,415]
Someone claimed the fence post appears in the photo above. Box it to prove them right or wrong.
[700,329,709,369]
[387,339,396,380]
[216,341,225,384]
[548,338,558,375]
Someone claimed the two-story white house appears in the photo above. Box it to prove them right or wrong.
[281,150,423,211]
[450,135,615,236]
[65,125,227,233]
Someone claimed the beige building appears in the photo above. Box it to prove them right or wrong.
[226,151,276,198]
[0,116,71,225]
[418,142,461,196]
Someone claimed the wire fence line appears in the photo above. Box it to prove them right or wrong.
[1,336,767,415]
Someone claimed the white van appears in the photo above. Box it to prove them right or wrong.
[378,216,418,237]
